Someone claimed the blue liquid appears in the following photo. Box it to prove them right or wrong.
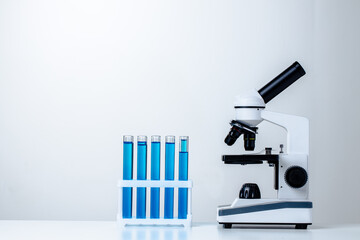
[178,151,188,219]
[122,141,133,218]
[136,141,147,219]
[164,142,175,219]
[150,141,160,219]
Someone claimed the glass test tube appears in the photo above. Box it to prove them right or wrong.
[150,135,161,219]
[122,135,134,218]
[164,135,175,219]
[136,135,147,219]
[178,136,189,219]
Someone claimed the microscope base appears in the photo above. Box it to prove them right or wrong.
[217,199,312,229]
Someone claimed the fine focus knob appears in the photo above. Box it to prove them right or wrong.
[285,166,308,188]
[239,183,261,199]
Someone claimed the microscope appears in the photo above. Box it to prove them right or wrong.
[217,62,312,229]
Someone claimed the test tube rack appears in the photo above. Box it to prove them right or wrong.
[117,179,193,227]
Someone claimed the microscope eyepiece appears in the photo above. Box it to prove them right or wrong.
[258,61,306,103]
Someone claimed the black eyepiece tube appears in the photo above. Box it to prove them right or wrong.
[258,61,306,103]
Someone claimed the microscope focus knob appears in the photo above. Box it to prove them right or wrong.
[285,166,308,188]
[239,183,261,199]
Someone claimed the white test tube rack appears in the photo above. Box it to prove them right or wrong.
[117,179,193,228]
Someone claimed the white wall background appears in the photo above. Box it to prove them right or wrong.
[0,0,359,225]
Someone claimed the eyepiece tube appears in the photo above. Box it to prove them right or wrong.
[258,61,306,103]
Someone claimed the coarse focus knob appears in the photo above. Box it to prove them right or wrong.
[285,166,308,188]
[239,183,261,199]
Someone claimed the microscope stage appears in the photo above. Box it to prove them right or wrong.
[222,154,279,165]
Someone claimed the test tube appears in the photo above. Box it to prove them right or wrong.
[178,136,189,219]
[150,135,161,219]
[136,135,147,219]
[122,135,134,218]
[164,135,175,219]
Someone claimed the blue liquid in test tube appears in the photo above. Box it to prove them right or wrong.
[122,135,134,218]
[178,136,189,219]
[136,136,147,219]
[150,135,161,219]
[164,135,175,219]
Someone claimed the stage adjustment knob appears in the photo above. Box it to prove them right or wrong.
[285,166,308,188]
[239,183,261,199]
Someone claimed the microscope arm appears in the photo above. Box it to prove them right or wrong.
[261,111,309,155]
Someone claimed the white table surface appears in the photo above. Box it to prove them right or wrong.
[1,221,360,240]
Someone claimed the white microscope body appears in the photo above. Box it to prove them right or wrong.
[217,62,312,229]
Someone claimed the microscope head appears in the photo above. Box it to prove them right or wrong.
[224,62,306,150]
